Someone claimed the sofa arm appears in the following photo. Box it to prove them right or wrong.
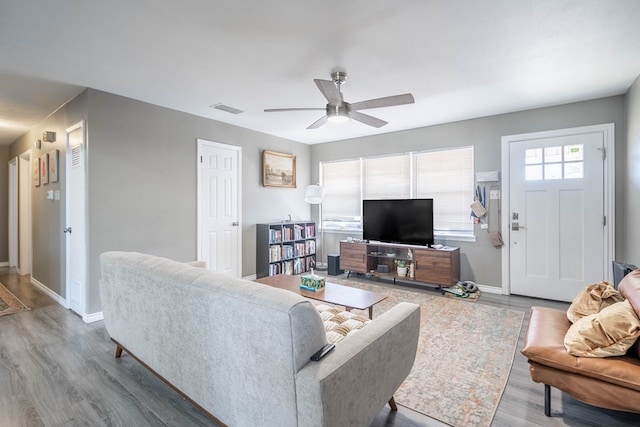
[295,302,420,427]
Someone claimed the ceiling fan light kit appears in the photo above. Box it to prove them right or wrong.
[327,105,350,123]
[265,70,414,129]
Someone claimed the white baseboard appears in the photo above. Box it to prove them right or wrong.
[30,276,68,308]
[477,284,503,294]
[0,261,9,267]
[84,311,104,323]
[243,274,257,281]
[30,276,103,324]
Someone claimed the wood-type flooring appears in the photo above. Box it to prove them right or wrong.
[1,268,640,426]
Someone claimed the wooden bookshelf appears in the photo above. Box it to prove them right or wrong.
[256,221,316,278]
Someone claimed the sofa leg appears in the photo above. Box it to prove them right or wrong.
[544,384,551,416]
[388,397,398,412]
[115,345,124,358]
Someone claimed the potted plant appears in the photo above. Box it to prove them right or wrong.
[395,260,408,277]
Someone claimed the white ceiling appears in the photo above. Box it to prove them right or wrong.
[1,0,639,146]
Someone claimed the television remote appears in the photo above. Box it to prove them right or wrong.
[310,344,335,361]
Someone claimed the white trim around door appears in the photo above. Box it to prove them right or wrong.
[197,139,243,277]
[500,123,615,296]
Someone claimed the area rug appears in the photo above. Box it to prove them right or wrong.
[330,277,524,427]
[0,282,30,317]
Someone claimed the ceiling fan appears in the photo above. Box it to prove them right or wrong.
[264,71,415,129]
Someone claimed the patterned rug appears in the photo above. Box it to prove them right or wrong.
[0,282,30,317]
[329,276,524,427]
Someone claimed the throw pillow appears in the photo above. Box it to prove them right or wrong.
[567,281,623,323]
[564,300,640,357]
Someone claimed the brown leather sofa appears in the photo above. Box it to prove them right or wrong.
[521,270,640,416]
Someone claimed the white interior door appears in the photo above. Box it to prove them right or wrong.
[197,139,242,277]
[66,121,87,316]
[503,124,614,302]
[18,152,32,276]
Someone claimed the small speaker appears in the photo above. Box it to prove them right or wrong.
[327,254,344,276]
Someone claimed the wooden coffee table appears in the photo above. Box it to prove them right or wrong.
[256,274,387,319]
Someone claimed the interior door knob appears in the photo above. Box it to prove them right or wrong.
[63,227,72,233]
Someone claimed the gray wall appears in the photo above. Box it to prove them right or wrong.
[311,96,626,288]
[4,88,633,313]
[624,76,640,263]
[8,90,88,295]
[85,89,310,313]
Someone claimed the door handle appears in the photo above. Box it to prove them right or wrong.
[511,222,526,231]
[63,227,72,234]
[232,222,239,226]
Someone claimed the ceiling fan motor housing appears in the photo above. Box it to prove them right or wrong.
[327,103,350,122]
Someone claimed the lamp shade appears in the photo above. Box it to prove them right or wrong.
[304,184,324,204]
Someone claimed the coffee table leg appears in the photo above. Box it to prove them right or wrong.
[344,306,375,319]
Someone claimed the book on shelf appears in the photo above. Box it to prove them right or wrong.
[269,228,282,243]
[305,240,316,255]
[305,224,316,239]
[282,244,294,259]
[283,226,294,241]
[306,255,316,271]
[294,224,304,240]
[269,245,282,262]
[269,263,282,275]
[283,260,294,275]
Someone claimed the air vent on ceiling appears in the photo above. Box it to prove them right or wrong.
[210,103,244,114]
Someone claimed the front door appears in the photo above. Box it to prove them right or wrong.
[503,124,614,302]
[197,140,242,277]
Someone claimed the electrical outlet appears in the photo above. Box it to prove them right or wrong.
[490,190,500,200]
[480,223,489,229]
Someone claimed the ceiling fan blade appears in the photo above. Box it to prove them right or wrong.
[307,115,328,129]
[314,79,342,106]
[350,93,415,111]
[264,107,325,112]
[350,111,388,128]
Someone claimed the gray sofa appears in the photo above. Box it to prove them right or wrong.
[99,251,420,427]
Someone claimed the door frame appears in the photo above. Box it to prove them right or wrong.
[8,157,18,268]
[65,120,87,316]
[500,123,615,295]
[17,150,33,276]
[196,139,243,276]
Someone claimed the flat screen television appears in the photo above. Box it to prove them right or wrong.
[363,199,434,246]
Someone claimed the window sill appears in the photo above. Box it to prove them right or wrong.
[321,228,476,243]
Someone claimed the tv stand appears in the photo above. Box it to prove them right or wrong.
[339,241,460,288]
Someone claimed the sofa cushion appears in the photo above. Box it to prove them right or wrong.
[564,300,640,357]
[315,304,370,344]
[567,281,623,323]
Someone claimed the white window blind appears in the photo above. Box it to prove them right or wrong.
[320,145,474,239]
[321,159,361,229]
[415,147,474,234]
[363,154,410,199]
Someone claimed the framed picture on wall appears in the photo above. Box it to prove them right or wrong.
[49,149,59,183]
[41,154,48,185]
[34,159,40,187]
[263,150,296,188]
